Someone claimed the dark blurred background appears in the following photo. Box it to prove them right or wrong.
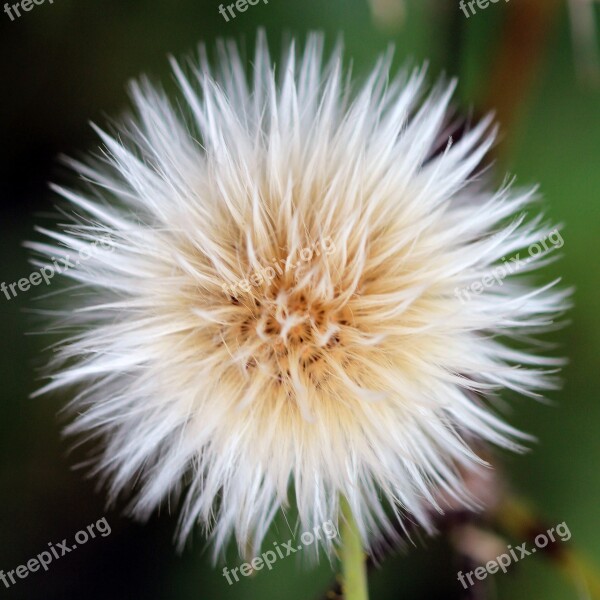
[1,1,598,599]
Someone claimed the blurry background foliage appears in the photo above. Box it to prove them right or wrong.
[0,0,598,599]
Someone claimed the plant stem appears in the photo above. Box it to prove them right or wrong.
[480,0,561,149]
[340,498,369,600]
[496,496,600,599]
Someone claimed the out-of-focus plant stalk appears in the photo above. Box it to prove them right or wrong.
[482,0,562,141]
[495,496,600,599]
[568,0,600,85]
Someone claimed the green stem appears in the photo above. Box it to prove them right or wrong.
[340,498,369,600]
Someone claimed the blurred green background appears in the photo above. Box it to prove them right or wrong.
[0,0,598,599]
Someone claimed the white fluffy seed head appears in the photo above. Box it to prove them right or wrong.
[30,32,570,560]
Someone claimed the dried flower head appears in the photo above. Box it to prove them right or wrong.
[32,32,568,558]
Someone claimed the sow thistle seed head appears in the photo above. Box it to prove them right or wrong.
[32,32,569,559]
